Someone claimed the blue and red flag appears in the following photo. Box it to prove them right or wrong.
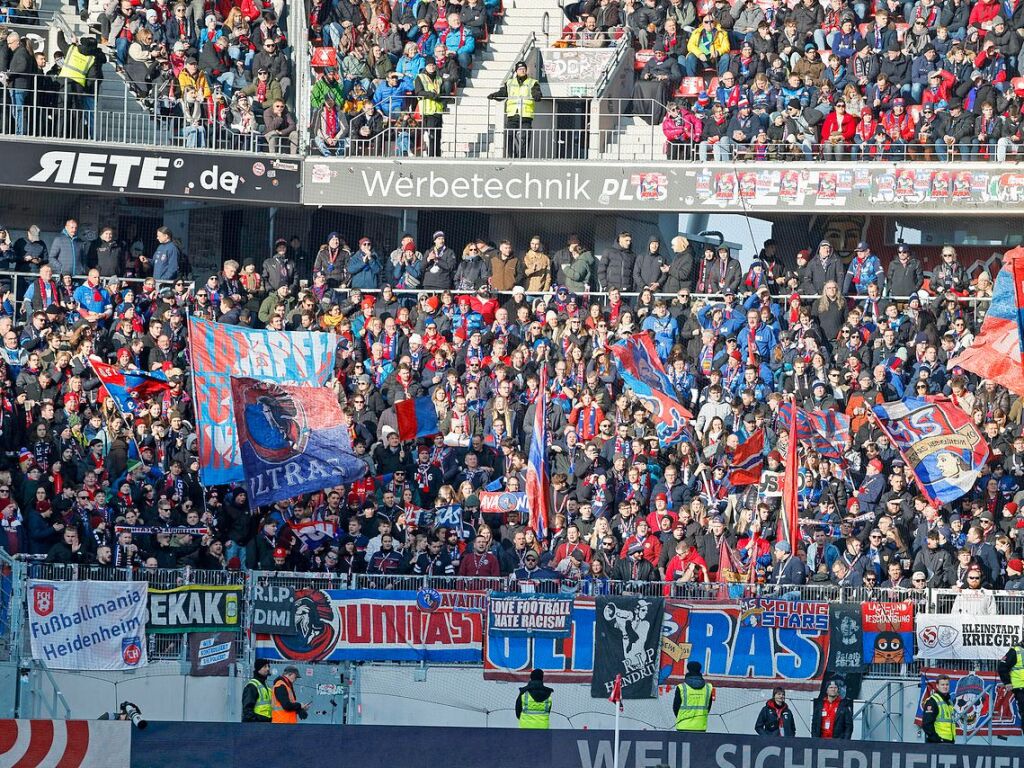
[950,247,1024,397]
[393,396,440,441]
[525,368,550,541]
[89,356,170,415]
[728,428,764,487]
[230,376,367,506]
[778,403,849,465]
[872,397,989,505]
[609,334,692,447]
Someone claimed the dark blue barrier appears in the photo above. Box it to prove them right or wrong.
[132,724,1024,768]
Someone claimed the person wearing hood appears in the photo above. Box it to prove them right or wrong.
[242,658,273,722]
[14,224,48,273]
[811,680,854,739]
[488,60,542,158]
[755,686,797,737]
[634,235,669,292]
[674,661,715,731]
[516,668,553,729]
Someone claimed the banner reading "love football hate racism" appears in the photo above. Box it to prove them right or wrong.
[488,594,574,637]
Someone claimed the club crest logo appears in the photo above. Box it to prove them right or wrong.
[33,585,54,616]
[234,380,309,464]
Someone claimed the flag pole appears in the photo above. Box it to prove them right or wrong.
[613,694,620,768]
[609,672,623,768]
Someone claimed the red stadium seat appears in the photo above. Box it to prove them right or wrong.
[676,76,704,98]
[1012,76,1024,96]
[907,104,923,123]
[635,49,654,70]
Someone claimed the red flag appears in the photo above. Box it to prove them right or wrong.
[777,400,800,553]
[728,429,764,487]
[608,674,624,711]
[715,536,743,584]
[950,247,1024,396]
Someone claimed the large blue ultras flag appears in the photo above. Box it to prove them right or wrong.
[609,333,692,447]
[230,376,366,506]
[190,318,337,485]
[872,398,989,506]
[89,356,170,415]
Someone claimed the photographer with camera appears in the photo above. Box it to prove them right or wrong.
[271,666,310,724]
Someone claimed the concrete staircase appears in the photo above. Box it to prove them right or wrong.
[441,0,558,157]
[596,113,663,161]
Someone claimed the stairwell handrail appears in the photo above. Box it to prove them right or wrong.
[503,30,537,82]
[593,30,634,97]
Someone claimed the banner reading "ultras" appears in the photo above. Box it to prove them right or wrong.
[28,580,148,670]
[147,585,243,634]
[253,588,483,663]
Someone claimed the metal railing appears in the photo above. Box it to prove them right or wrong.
[304,87,1024,162]
[9,561,1024,683]
[0,73,297,154]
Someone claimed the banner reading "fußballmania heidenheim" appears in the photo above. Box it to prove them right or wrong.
[28,580,148,670]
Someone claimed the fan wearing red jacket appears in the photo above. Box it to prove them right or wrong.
[820,100,860,160]
[664,539,709,584]
[552,524,593,564]
[853,107,883,158]
[620,519,662,568]
[881,100,916,142]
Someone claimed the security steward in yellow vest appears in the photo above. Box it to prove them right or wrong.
[487,60,542,158]
[241,659,273,723]
[271,665,309,724]
[414,61,446,158]
[997,642,1024,735]
[58,38,100,95]
[921,675,955,743]
[516,668,553,729]
[673,661,715,731]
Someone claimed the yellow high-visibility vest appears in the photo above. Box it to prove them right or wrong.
[930,693,955,742]
[674,682,713,731]
[1010,646,1024,689]
[246,678,272,719]
[59,45,95,87]
[505,77,538,118]
[416,73,444,115]
[519,691,551,729]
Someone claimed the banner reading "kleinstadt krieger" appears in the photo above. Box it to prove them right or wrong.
[28,580,149,670]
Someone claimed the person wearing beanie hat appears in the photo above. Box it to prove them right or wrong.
[488,58,542,158]
[242,659,273,722]
[771,540,806,586]
[673,659,714,731]
[516,668,553,728]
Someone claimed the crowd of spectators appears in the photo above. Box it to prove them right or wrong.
[1,219,1021,604]
[557,0,1024,160]
[306,0,499,156]
[0,0,299,150]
